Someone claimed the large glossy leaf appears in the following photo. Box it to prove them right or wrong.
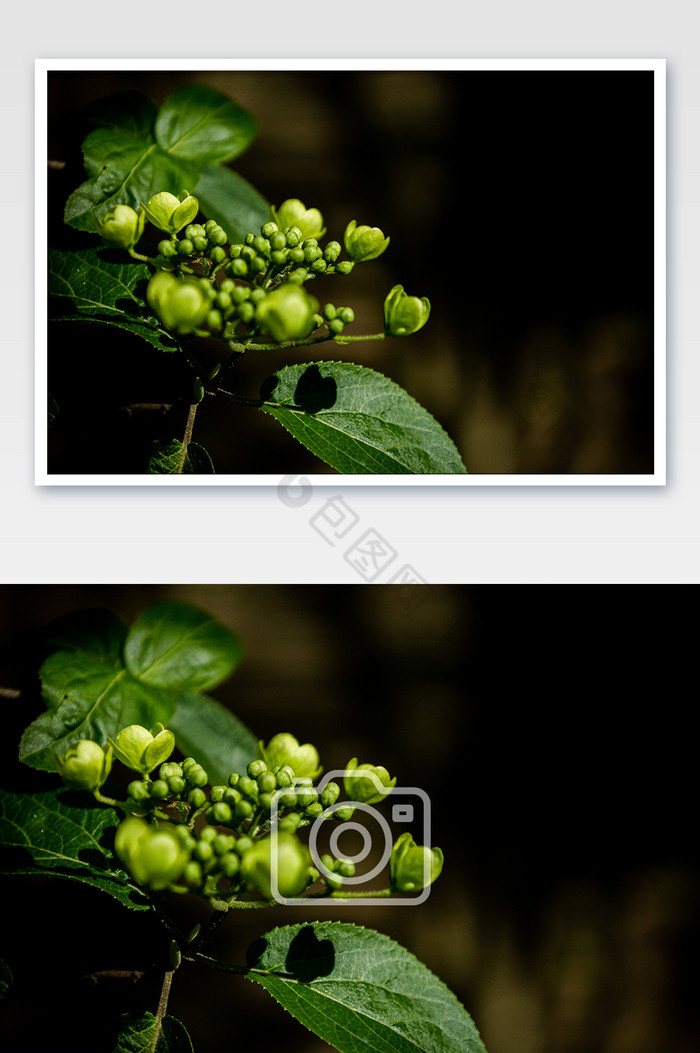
[48,247,178,354]
[19,652,175,771]
[169,692,257,786]
[0,787,149,910]
[155,85,257,164]
[247,922,487,1053]
[194,164,271,244]
[123,601,242,691]
[259,362,468,474]
[41,607,128,664]
[111,1011,193,1053]
[147,438,215,474]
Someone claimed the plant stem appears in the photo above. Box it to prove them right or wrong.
[149,967,174,1053]
[176,402,198,473]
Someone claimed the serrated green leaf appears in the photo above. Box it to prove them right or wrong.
[155,85,257,165]
[0,957,12,1001]
[259,362,468,474]
[19,653,175,771]
[169,692,257,786]
[247,922,487,1053]
[41,607,127,664]
[123,601,242,691]
[147,438,215,474]
[195,164,271,244]
[48,247,178,353]
[0,786,150,910]
[111,1011,193,1053]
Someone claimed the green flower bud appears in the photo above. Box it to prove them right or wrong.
[389,832,443,893]
[147,271,210,335]
[94,205,145,250]
[336,859,356,878]
[240,833,311,899]
[270,199,326,241]
[114,816,189,890]
[324,241,342,264]
[108,723,175,775]
[220,852,240,879]
[258,733,322,780]
[383,285,431,337]
[344,220,390,263]
[336,260,354,275]
[319,781,340,807]
[343,758,396,805]
[183,860,203,886]
[128,780,150,803]
[188,787,207,808]
[247,760,267,779]
[255,285,319,343]
[150,779,170,800]
[142,190,199,236]
[257,771,277,794]
[54,740,112,792]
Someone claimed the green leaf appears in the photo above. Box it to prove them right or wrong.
[111,1011,193,1053]
[41,607,127,664]
[19,653,175,771]
[155,85,257,164]
[247,922,487,1053]
[169,692,257,786]
[0,786,150,910]
[0,957,12,1001]
[195,164,271,244]
[147,438,215,474]
[259,362,468,474]
[123,601,242,691]
[48,247,178,354]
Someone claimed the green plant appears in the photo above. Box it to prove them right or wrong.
[48,84,468,475]
[0,600,486,1052]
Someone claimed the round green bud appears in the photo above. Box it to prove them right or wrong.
[185,224,205,240]
[228,771,241,787]
[271,250,288,266]
[167,775,186,796]
[174,825,196,847]
[323,304,336,320]
[324,241,342,263]
[253,235,270,256]
[389,833,443,892]
[214,834,236,855]
[241,245,256,260]
[193,235,209,253]
[257,771,277,794]
[250,256,267,275]
[344,758,396,805]
[383,284,431,337]
[150,779,170,800]
[261,221,279,238]
[319,781,340,807]
[229,258,248,278]
[114,817,189,890]
[209,226,227,247]
[338,307,355,324]
[344,220,390,262]
[288,247,305,264]
[183,860,203,886]
[235,836,254,856]
[258,733,322,780]
[54,739,112,792]
[332,806,355,822]
[146,272,210,335]
[325,870,344,890]
[220,852,240,878]
[215,290,232,311]
[187,787,207,808]
[209,245,226,264]
[238,302,255,324]
[335,859,356,878]
[158,239,178,258]
[275,767,294,788]
[247,759,267,779]
[108,723,175,775]
[303,244,321,263]
[142,191,199,236]
[240,832,311,899]
[185,765,209,789]
[255,285,319,343]
[328,318,344,335]
[94,204,145,250]
[200,826,218,844]
[336,260,354,275]
[224,787,241,805]
[320,854,336,873]
[294,787,316,809]
[270,231,287,252]
[128,780,151,803]
[278,813,301,832]
[235,799,253,821]
[250,287,266,303]
[207,802,232,825]
[160,762,182,780]
[229,243,243,259]
[193,840,214,864]
[210,785,227,803]
[285,226,303,248]
[258,792,274,811]
[245,232,255,246]
[305,802,323,820]
[287,267,309,284]
[177,238,194,257]
[238,776,258,800]
[311,258,327,274]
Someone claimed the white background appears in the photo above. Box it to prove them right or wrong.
[2,3,698,584]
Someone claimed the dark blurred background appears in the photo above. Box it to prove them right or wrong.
[0,585,696,1053]
[45,69,656,475]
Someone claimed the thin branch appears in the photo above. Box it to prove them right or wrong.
[150,968,174,1053]
[176,402,198,473]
